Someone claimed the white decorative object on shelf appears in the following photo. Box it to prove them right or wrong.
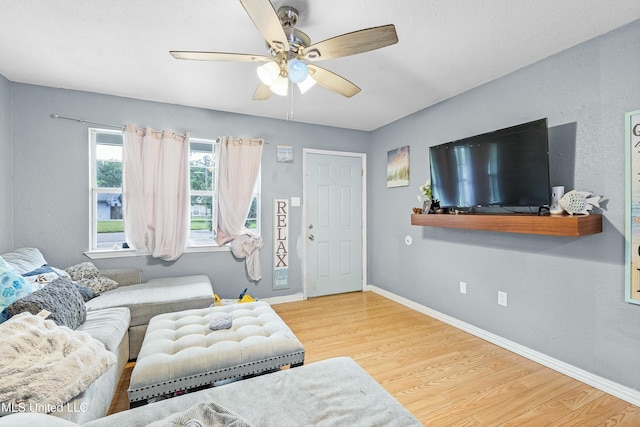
[550,185,565,215]
[558,190,602,215]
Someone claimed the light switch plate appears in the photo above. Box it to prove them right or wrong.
[498,291,508,306]
[291,197,301,207]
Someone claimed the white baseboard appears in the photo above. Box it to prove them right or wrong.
[366,284,640,407]
[263,292,304,305]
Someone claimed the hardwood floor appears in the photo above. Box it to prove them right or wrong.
[110,292,640,426]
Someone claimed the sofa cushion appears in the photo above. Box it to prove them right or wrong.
[7,278,86,329]
[85,275,213,327]
[100,268,142,286]
[76,307,130,353]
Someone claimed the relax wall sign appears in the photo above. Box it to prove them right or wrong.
[273,198,289,290]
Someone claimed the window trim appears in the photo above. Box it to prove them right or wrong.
[85,128,260,259]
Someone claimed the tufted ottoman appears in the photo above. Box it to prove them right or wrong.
[127,301,304,405]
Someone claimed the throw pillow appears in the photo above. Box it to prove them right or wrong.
[22,264,70,291]
[66,262,119,294]
[1,248,48,275]
[7,278,86,329]
[0,256,32,323]
[65,262,100,280]
[72,282,98,302]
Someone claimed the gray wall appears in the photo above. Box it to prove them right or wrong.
[0,74,12,252]
[9,84,369,298]
[369,21,640,390]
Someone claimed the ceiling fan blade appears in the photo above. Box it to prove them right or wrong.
[302,24,398,61]
[170,51,269,62]
[307,65,361,98]
[252,83,273,100]
[238,0,290,52]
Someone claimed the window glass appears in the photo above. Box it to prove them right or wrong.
[189,140,216,246]
[91,129,125,250]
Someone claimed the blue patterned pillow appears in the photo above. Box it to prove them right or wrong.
[0,256,32,322]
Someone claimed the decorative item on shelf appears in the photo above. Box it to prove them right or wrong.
[417,179,434,214]
[550,185,565,215]
[412,207,423,214]
[558,190,602,215]
[423,197,432,213]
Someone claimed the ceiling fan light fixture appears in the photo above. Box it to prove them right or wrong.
[257,61,280,86]
[287,59,308,84]
[297,74,316,94]
[270,75,289,96]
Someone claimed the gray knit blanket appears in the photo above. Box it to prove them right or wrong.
[0,312,116,413]
[148,402,255,427]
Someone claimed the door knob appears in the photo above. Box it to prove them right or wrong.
[308,234,315,241]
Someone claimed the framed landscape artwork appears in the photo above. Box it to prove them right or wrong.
[276,145,293,163]
[387,146,410,188]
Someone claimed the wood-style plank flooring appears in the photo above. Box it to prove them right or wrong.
[109,292,640,426]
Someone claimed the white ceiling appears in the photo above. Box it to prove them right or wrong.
[1,1,639,131]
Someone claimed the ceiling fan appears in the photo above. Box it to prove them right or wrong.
[170,0,398,100]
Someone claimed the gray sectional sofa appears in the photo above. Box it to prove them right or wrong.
[0,248,214,424]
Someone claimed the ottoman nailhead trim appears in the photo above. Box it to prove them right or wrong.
[128,350,305,402]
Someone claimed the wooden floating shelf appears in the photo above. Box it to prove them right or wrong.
[410,213,602,237]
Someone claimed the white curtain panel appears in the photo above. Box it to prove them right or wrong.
[216,137,264,280]
[122,125,190,261]
[216,137,264,244]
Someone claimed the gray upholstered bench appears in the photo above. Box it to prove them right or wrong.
[127,301,305,405]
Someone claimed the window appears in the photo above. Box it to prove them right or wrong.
[90,129,124,251]
[89,129,260,253]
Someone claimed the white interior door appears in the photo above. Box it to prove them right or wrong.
[304,150,365,298]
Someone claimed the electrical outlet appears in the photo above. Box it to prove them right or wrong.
[459,281,467,294]
[498,291,508,307]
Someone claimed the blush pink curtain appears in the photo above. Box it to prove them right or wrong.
[122,125,190,261]
[216,137,264,280]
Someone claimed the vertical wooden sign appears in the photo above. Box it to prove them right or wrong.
[274,198,290,289]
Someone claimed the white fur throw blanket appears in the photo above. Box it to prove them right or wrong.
[0,312,116,413]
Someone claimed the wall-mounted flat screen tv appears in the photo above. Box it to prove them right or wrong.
[429,118,550,210]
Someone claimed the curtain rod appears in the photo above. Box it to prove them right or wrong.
[216,137,270,145]
[50,114,124,129]
[52,114,270,144]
